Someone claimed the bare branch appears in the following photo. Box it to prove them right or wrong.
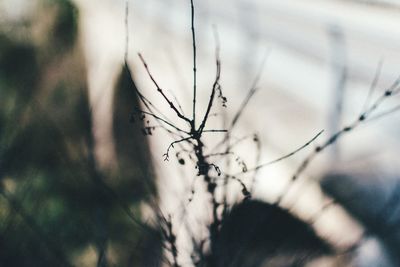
[276,76,400,205]
[202,129,227,133]
[233,129,324,175]
[138,53,192,124]
[125,62,180,131]
[137,109,189,134]
[190,0,197,126]
[197,29,222,134]
[230,50,269,130]
[163,137,193,161]
[249,134,261,193]
[168,89,186,117]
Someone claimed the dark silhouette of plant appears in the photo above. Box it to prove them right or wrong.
[123,1,333,266]
[122,0,400,266]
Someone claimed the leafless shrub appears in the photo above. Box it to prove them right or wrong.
[123,0,400,266]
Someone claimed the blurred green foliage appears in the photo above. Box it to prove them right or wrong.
[0,1,158,266]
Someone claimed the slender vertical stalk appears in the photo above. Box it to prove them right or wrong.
[190,0,197,127]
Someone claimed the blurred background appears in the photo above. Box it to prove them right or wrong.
[1,0,400,266]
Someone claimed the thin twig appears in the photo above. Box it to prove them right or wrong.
[137,109,189,134]
[366,104,400,122]
[230,50,269,130]
[231,130,324,176]
[202,129,227,133]
[168,89,186,116]
[125,63,180,130]
[209,51,269,154]
[190,0,197,126]
[249,134,261,193]
[276,76,400,205]
[204,151,234,159]
[138,53,192,124]
[164,137,193,161]
[361,59,383,114]
[197,39,221,134]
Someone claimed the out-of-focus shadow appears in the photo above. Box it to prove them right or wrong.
[322,165,400,266]
[208,200,334,267]
[0,1,159,266]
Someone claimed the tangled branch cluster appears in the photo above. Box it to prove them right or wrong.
[125,0,400,265]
